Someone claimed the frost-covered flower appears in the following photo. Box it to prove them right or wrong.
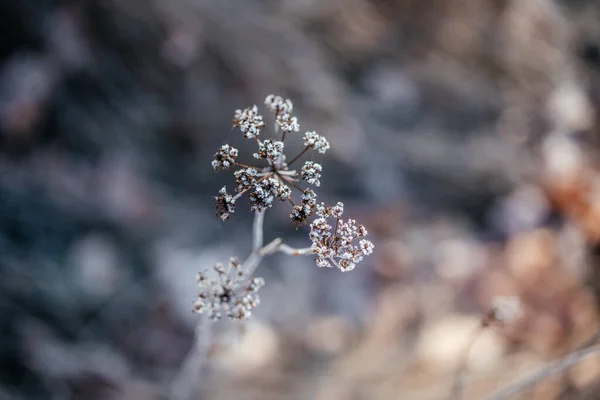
[309,202,373,271]
[359,239,374,255]
[249,177,290,212]
[290,204,312,228]
[193,257,265,320]
[234,167,259,192]
[254,139,284,162]
[215,186,236,221]
[303,131,330,154]
[265,95,293,115]
[233,105,265,139]
[212,144,239,171]
[277,113,299,133]
[290,189,318,227]
[301,161,322,187]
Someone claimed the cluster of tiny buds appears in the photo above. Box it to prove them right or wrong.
[215,186,235,221]
[211,144,238,172]
[254,139,284,162]
[233,105,265,139]
[301,161,322,187]
[193,257,265,320]
[309,202,374,271]
[290,189,317,228]
[264,94,299,134]
[304,131,330,154]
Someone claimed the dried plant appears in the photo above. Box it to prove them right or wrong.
[171,95,374,399]
[196,94,373,321]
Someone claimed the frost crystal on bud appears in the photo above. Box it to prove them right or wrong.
[215,186,236,220]
[212,144,238,171]
[309,202,373,271]
[301,161,323,187]
[303,131,330,154]
[254,139,284,161]
[193,257,265,320]
[233,105,265,139]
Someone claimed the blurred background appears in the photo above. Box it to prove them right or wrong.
[3,0,600,399]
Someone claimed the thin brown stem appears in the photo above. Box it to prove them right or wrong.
[287,146,310,167]
[280,174,305,193]
[329,218,340,247]
[234,162,255,169]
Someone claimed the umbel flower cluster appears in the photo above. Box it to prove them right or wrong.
[193,257,265,320]
[194,95,374,320]
[310,202,374,271]
[213,94,330,224]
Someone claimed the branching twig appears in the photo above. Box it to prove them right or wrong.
[277,243,313,256]
[286,146,310,167]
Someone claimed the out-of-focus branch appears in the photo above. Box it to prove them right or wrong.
[485,344,600,400]
[169,321,213,400]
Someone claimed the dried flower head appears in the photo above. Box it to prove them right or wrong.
[289,189,318,227]
[249,177,291,212]
[309,202,373,271]
[301,161,323,187]
[212,144,239,172]
[276,112,300,134]
[234,167,259,192]
[265,95,293,115]
[215,186,236,221]
[303,131,330,154]
[254,139,284,162]
[233,105,265,139]
[193,257,265,320]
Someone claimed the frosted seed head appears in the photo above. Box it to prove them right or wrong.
[301,161,323,187]
[212,144,238,171]
[254,139,285,161]
[303,131,330,154]
[233,105,265,139]
[215,186,236,221]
